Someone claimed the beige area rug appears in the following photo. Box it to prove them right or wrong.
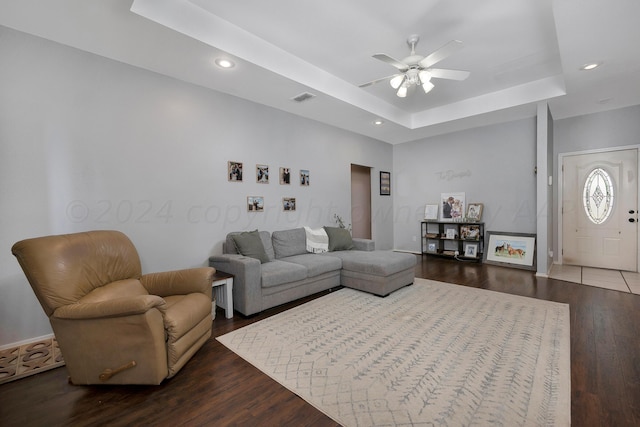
[218,278,570,426]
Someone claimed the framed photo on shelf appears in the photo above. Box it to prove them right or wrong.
[300,169,310,186]
[247,196,264,212]
[379,171,391,196]
[483,231,536,270]
[282,197,296,211]
[466,203,483,221]
[464,243,478,258]
[440,192,465,221]
[256,164,269,183]
[424,204,439,220]
[460,224,481,240]
[228,161,243,182]
[279,167,291,185]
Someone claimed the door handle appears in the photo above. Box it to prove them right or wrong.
[630,210,636,214]
[630,218,636,223]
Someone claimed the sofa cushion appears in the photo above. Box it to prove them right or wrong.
[304,226,329,253]
[272,228,307,258]
[260,260,308,288]
[231,230,270,263]
[324,226,354,251]
[280,253,342,278]
[226,231,274,260]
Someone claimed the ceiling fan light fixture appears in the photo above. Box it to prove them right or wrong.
[422,81,435,94]
[396,85,408,98]
[390,75,404,89]
[418,70,432,84]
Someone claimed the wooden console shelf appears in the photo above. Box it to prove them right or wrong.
[421,221,484,262]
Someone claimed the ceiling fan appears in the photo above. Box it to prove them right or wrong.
[360,35,470,97]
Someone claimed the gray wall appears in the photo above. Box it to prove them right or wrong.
[393,118,538,253]
[0,26,393,346]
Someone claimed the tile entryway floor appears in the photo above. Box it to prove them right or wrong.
[549,264,640,294]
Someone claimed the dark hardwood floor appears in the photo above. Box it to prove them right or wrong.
[1,256,639,426]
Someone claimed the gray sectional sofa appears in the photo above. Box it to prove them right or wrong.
[208,227,416,316]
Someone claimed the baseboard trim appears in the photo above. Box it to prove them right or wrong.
[0,333,56,351]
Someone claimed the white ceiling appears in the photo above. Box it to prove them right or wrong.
[1,0,639,144]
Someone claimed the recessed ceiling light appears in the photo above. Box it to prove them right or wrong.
[580,61,602,71]
[215,58,235,69]
[373,119,384,126]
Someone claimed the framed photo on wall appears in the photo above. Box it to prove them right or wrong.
[282,197,296,211]
[300,169,310,186]
[228,161,243,182]
[440,192,465,221]
[256,164,269,183]
[380,171,391,196]
[247,196,264,212]
[279,167,291,185]
[484,231,536,270]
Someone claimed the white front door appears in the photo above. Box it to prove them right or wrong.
[562,148,638,271]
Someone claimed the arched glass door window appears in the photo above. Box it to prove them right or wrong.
[583,167,614,224]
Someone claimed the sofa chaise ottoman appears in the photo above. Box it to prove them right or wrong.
[209,227,416,316]
[324,249,417,297]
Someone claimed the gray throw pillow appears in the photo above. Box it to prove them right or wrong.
[324,226,354,251]
[231,230,270,263]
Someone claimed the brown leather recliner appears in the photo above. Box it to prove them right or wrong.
[11,230,215,385]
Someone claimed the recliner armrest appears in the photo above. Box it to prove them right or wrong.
[140,267,215,298]
[53,295,166,319]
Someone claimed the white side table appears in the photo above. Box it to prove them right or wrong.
[211,271,234,319]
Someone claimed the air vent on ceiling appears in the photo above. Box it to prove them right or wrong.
[291,92,316,103]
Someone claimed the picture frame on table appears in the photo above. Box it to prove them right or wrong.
[247,196,264,212]
[424,204,439,220]
[483,231,536,270]
[466,203,483,221]
[380,171,391,196]
[464,243,479,258]
[460,224,481,240]
[440,192,465,221]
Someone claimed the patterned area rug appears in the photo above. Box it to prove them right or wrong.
[0,337,65,384]
[218,278,570,426]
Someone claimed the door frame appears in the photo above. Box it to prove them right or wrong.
[557,144,640,271]
[350,164,372,239]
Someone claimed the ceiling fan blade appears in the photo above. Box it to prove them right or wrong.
[372,54,409,71]
[419,40,464,68]
[359,74,401,88]
[429,68,470,81]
